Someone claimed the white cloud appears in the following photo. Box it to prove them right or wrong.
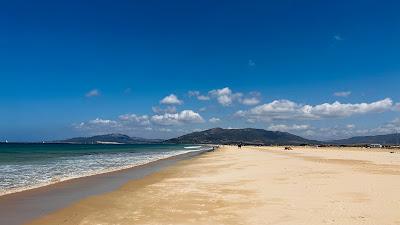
[75,109,204,137]
[152,106,177,114]
[334,91,351,97]
[192,87,260,106]
[209,117,221,123]
[188,90,210,101]
[368,118,400,134]
[75,118,120,131]
[308,119,400,140]
[264,118,399,141]
[188,90,200,97]
[197,95,210,100]
[236,98,394,122]
[85,89,100,97]
[268,124,310,132]
[394,103,400,111]
[151,110,204,126]
[160,94,183,105]
[209,87,242,106]
[241,97,260,106]
[236,99,306,121]
[89,118,117,125]
[309,98,393,117]
[118,114,150,126]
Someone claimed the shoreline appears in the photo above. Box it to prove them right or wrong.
[0,146,212,197]
[0,147,214,225]
[25,145,400,225]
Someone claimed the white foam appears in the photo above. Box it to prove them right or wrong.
[184,146,202,149]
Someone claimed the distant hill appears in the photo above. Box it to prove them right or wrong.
[58,133,163,144]
[330,133,400,145]
[165,128,318,145]
[56,130,400,146]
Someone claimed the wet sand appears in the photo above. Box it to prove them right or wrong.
[26,146,400,225]
[0,149,208,225]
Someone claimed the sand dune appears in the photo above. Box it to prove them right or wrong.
[27,146,400,225]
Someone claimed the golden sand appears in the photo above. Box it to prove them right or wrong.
[27,146,400,225]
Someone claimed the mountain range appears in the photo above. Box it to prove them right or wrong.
[164,128,318,145]
[56,128,400,146]
[330,133,400,145]
[58,133,162,144]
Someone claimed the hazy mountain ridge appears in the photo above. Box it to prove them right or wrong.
[330,133,400,145]
[55,129,400,146]
[57,133,163,144]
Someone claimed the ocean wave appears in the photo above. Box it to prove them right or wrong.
[184,146,202,149]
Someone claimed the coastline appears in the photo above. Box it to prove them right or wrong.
[25,145,400,225]
[0,147,214,225]
[0,146,212,197]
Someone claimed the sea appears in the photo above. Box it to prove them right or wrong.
[0,143,208,196]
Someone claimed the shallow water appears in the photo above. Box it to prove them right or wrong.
[0,143,204,195]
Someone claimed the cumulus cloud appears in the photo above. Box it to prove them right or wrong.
[261,118,400,141]
[75,108,204,137]
[188,90,200,97]
[118,114,150,126]
[367,118,400,134]
[334,91,351,97]
[266,118,400,141]
[160,94,183,105]
[209,87,243,106]
[313,119,400,140]
[236,98,394,122]
[268,124,310,132]
[151,110,204,126]
[85,89,100,97]
[75,118,120,131]
[189,87,260,106]
[209,117,221,123]
[309,98,393,117]
[89,118,117,125]
[152,106,177,114]
[197,95,211,101]
[188,90,210,101]
[241,97,260,106]
[394,103,400,111]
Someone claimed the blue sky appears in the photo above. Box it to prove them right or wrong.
[1,0,400,141]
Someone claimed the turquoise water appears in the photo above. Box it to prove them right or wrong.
[0,143,205,195]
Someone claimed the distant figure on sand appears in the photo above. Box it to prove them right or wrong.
[238,142,242,149]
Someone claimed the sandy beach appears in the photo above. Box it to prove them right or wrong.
[26,146,400,225]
